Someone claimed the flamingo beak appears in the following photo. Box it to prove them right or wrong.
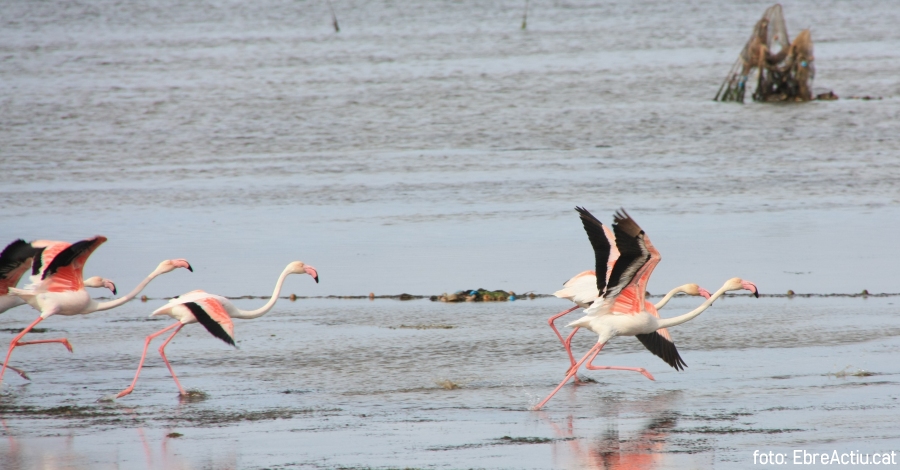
[105,280,117,295]
[305,266,319,283]
[741,280,759,298]
[171,259,193,272]
[698,287,711,299]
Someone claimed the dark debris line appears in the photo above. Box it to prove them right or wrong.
[104,292,900,302]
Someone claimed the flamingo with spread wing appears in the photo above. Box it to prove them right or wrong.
[1,236,192,385]
[533,208,758,410]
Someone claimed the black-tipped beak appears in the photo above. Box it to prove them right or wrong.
[314,275,319,284]
[754,290,759,298]
[112,286,118,295]
[187,263,193,272]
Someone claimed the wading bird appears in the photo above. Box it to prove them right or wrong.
[0,239,118,381]
[533,208,758,410]
[1,235,192,385]
[548,274,710,382]
[113,261,319,399]
[1,239,117,314]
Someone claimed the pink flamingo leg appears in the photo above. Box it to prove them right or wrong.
[0,317,44,385]
[584,349,655,381]
[115,322,182,399]
[157,324,186,396]
[533,342,606,411]
[13,338,74,353]
[548,306,585,384]
[547,306,578,346]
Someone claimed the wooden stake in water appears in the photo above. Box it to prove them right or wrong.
[521,0,529,30]
[326,0,340,32]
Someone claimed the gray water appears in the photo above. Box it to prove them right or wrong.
[1,0,900,468]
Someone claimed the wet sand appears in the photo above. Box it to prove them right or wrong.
[2,296,899,468]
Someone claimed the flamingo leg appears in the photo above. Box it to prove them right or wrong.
[157,324,186,396]
[12,338,73,353]
[562,327,583,384]
[0,317,45,385]
[584,349,655,381]
[115,322,182,399]
[533,342,606,411]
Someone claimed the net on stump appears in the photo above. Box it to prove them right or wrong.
[715,4,826,103]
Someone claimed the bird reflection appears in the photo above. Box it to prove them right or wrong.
[543,410,678,469]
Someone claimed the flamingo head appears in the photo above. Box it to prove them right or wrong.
[286,261,319,283]
[156,259,193,274]
[683,283,711,299]
[724,278,759,298]
[84,276,117,295]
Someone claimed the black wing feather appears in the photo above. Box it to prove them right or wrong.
[575,207,612,297]
[0,239,37,280]
[184,302,236,347]
[605,209,650,299]
[41,238,97,279]
[635,332,686,371]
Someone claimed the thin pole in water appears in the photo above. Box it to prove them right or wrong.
[326,0,340,32]
[521,0,529,30]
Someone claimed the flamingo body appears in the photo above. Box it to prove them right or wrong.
[152,291,237,346]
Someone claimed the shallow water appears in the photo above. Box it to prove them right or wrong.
[2,0,900,467]
[1,296,899,469]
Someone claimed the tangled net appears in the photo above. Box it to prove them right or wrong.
[715,4,834,103]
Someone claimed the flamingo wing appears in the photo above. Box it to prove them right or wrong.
[635,332,686,371]
[39,236,107,293]
[184,298,236,347]
[575,207,619,298]
[0,239,39,295]
[606,209,660,315]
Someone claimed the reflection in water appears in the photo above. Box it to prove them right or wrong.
[543,391,682,470]
[0,417,237,470]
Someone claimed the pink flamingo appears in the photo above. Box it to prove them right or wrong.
[1,239,117,314]
[113,261,319,399]
[1,235,193,385]
[0,239,118,381]
[533,208,758,410]
[548,273,710,382]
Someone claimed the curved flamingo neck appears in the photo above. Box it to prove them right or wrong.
[655,282,732,329]
[231,267,292,319]
[653,284,690,310]
[92,269,165,312]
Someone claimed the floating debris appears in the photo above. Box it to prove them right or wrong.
[830,366,875,378]
[391,324,455,330]
[435,379,461,390]
[715,4,833,103]
[434,289,516,302]
[179,389,209,403]
[166,432,183,438]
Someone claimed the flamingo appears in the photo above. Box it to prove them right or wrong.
[0,239,118,381]
[1,239,117,314]
[533,208,758,410]
[113,261,319,399]
[548,273,711,382]
[1,235,193,385]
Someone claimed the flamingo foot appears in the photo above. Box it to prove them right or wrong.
[638,369,656,381]
[115,387,135,399]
